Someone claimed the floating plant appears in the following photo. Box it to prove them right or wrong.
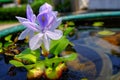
[1,3,78,80]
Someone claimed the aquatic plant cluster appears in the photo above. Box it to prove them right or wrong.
[6,3,77,80]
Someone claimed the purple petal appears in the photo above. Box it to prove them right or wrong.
[46,30,63,40]
[29,33,43,50]
[22,21,39,31]
[32,14,36,22]
[18,28,31,40]
[37,11,49,30]
[46,12,55,29]
[46,11,59,30]
[53,11,58,17]
[43,34,50,51]
[50,18,62,31]
[26,4,35,22]
[28,30,34,39]
[39,3,52,12]
[16,16,28,23]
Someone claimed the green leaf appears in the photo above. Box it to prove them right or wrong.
[24,64,35,70]
[0,42,3,53]
[18,54,37,63]
[10,60,35,70]
[4,42,13,48]
[10,60,24,67]
[15,48,40,63]
[0,42,2,48]
[5,35,12,42]
[50,36,69,55]
[0,49,3,53]
[42,53,77,67]
[62,53,77,61]
[35,62,45,69]
[93,22,104,27]
[58,24,64,30]
[64,27,74,36]
[97,30,115,36]
[67,21,75,26]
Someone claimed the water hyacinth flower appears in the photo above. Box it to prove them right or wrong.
[28,3,63,51]
[16,4,37,40]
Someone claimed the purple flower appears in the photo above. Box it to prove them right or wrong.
[39,3,52,12]
[29,3,63,51]
[16,4,37,40]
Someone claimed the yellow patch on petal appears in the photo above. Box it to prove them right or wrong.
[42,16,45,22]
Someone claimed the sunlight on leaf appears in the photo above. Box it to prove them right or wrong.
[42,53,77,67]
[0,42,2,48]
[5,35,12,42]
[10,60,24,67]
[10,60,35,70]
[58,24,64,30]
[0,49,3,53]
[62,53,77,61]
[93,22,104,27]
[67,21,75,26]
[0,42,3,53]
[15,48,40,63]
[35,62,45,69]
[24,64,35,70]
[50,36,69,55]
[97,30,115,36]
[64,27,74,36]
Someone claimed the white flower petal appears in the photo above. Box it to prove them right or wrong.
[43,34,50,51]
[18,29,30,40]
[29,33,43,50]
[46,30,63,40]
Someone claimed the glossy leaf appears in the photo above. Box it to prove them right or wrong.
[10,60,35,70]
[58,24,64,30]
[4,42,13,48]
[67,21,75,26]
[93,22,104,27]
[50,36,69,55]
[0,42,2,48]
[5,35,12,42]
[35,62,45,69]
[0,49,2,53]
[0,42,3,53]
[64,27,74,36]
[10,60,24,67]
[62,53,77,61]
[24,64,35,70]
[41,53,77,67]
[97,30,115,36]
[15,48,40,63]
